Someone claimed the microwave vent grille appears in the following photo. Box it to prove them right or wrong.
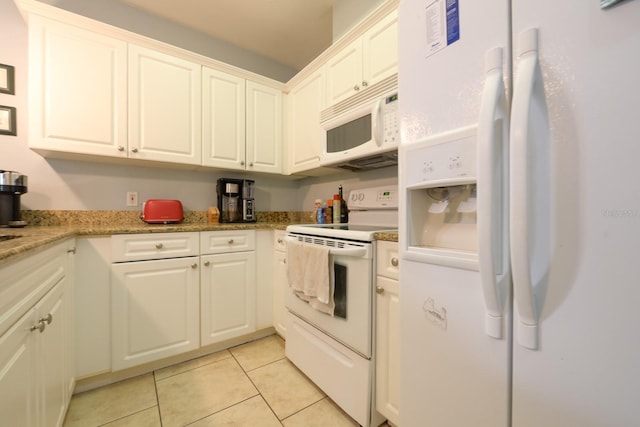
[320,73,398,124]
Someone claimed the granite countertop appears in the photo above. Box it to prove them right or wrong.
[0,210,399,264]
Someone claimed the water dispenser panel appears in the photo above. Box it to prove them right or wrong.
[404,126,477,187]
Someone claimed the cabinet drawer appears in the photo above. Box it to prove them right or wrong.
[111,232,199,262]
[0,241,69,337]
[274,230,287,252]
[200,230,255,254]
[376,241,399,280]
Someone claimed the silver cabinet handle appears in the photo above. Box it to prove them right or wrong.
[353,84,360,91]
[31,320,46,333]
[131,147,139,153]
[228,239,234,244]
[362,81,368,88]
[41,313,53,325]
[117,146,125,152]
[204,261,211,266]
[67,247,76,254]
[240,160,245,166]
[156,243,163,249]
[391,257,399,267]
[249,162,254,167]
[376,286,385,295]
[191,263,198,269]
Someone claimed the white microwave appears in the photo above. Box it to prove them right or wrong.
[321,92,399,171]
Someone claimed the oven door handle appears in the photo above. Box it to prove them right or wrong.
[285,236,367,257]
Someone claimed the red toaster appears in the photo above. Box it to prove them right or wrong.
[141,199,184,224]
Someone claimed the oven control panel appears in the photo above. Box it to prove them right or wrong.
[348,185,398,209]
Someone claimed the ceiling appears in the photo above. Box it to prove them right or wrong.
[117,0,336,71]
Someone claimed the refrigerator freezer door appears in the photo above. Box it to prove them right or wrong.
[511,1,640,426]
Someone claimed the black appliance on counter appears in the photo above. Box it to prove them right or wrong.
[216,178,256,223]
[0,170,28,227]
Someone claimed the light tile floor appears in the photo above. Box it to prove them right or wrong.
[63,335,384,427]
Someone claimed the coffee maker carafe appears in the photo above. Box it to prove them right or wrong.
[217,179,242,223]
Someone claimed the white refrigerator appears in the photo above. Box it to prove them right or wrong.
[398,0,640,426]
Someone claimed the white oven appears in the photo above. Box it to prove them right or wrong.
[285,235,373,357]
[284,185,398,427]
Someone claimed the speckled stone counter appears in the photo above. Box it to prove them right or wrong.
[373,231,398,242]
[0,210,398,264]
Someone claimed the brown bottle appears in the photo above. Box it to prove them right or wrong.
[339,185,348,223]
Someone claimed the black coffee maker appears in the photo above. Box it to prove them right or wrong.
[216,178,256,223]
[0,170,28,227]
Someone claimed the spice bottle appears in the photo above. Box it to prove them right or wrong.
[325,199,333,224]
[332,194,341,224]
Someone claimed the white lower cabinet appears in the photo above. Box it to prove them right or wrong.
[110,233,200,371]
[272,230,287,337]
[375,241,400,426]
[200,252,256,345]
[0,239,75,427]
[200,230,256,346]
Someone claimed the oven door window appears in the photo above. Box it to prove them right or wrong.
[326,114,372,153]
[334,263,347,319]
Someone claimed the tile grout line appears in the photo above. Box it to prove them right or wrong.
[152,370,164,427]
[229,349,285,426]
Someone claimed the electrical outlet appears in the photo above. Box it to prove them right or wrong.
[126,192,138,207]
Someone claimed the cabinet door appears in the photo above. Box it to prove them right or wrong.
[0,308,36,427]
[325,38,363,105]
[200,252,256,346]
[28,16,127,158]
[202,67,246,169]
[362,10,398,88]
[375,275,400,425]
[246,81,282,174]
[288,70,325,173]
[111,257,200,370]
[36,281,67,427]
[128,45,202,165]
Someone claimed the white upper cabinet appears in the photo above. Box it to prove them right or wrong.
[202,67,246,169]
[128,44,202,166]
[202,71,282,173]
[325,10,398,106]
[28,16,128,158]
[246,81,282,174]
[287,69,325,174]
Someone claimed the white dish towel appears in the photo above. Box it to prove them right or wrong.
[286,240,335,316]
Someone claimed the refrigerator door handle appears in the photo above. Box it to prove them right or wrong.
[478,47,509,339]
[510,28,540,350]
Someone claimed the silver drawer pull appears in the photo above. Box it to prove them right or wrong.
[31,319,46,333]
[156,243,163,249]
[204,261,210,267]
[277,238,284,244]
[228,239,234,244]
[391,257,399,267]
[376,286,385,295]
[191,263,198,269]
[41,313,53,325]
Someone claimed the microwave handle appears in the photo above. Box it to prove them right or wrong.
[371,99,383,147]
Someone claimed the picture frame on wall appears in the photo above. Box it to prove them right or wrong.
[0,106,17,136]
[0,64,16,95]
